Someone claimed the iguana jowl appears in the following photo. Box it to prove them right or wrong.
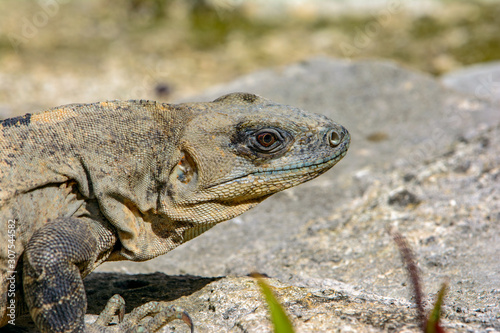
[0,92,350,332]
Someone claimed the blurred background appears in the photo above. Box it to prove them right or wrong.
[0,0,499,115]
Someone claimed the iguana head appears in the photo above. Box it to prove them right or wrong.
[161,92,349,237]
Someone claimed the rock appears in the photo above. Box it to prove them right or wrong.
[388,188,421,207]
[442,61,500,102]
[92,58,500,332]
[11,58,499,332]
[80,274,421,333]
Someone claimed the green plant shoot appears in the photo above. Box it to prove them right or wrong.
[251,273,295,333]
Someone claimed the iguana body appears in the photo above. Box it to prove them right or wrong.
[0,93,349,332]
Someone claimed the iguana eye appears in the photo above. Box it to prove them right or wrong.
[251,129,284,152]
[257,132,277,147]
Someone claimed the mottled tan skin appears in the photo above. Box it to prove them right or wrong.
[0,93,349,332]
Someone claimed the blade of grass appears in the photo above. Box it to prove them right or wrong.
[426,282,448,333]
[251,273,295,333]
[390,230,426,331]
[390,229,448,333]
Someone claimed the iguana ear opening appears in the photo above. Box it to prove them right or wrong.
[170,150,197,185]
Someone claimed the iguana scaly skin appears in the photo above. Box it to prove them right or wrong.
[0,92,349,332]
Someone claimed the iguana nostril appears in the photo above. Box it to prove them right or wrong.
[328,129,341,147]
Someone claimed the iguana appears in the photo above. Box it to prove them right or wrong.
[0,92,350,332]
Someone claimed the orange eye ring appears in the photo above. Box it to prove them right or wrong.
[257,132,277,147]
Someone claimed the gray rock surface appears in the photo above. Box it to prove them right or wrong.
[9,58,500,332]
[96,58,500,332]
[442,61,500,102]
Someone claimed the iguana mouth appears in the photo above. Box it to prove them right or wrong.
[250,148,348,176]
[207,145,349,191]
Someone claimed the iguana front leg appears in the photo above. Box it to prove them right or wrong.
[22,218,192,333]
